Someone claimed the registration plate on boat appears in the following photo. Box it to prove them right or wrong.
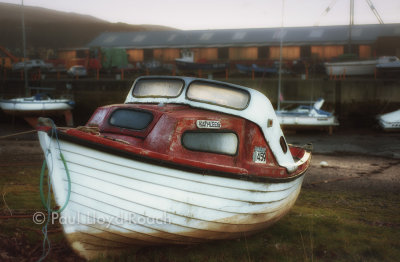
[253,147,267,164]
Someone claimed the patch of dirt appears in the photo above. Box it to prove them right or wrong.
[0,140,43,167]
[304,154,400,192]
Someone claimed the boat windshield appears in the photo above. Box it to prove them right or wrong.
[133,78,184,98]
[187,81,250,110]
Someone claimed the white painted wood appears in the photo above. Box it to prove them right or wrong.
[378,109,400,130]
[38,130,306,259]
[0,97,73,111]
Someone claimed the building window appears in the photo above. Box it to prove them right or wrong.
[218,48,229,60]
[76,50,87,59]
[300,46,311,59]
[143,49,153,61]
[258,46,269,59]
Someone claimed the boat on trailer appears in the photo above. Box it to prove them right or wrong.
[37,76,311,260]
[324,56,399,77]
[0,93,75,126]
[276,98,339,129]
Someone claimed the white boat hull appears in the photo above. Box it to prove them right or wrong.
[0,98,73,113]
[378,109,400,131]
[277,115,338,126]
[38,131,306,260]
[324,60,377,76]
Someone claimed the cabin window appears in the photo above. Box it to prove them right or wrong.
[109,109,153,130]
[133,78,184,98]
[182,132,238,156]
[280,136,288,154]
[187,81,250,110]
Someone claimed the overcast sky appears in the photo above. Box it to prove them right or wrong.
[1,0,399,30]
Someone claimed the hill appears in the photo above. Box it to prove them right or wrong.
[0,3,175,54]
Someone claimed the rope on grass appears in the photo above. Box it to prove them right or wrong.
[38,119,71,262]
[0,129,36,139]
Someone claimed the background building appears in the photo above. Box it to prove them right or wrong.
[73,23,400,66]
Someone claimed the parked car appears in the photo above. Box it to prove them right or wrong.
[12,59,53,71]
[67,65,87,77]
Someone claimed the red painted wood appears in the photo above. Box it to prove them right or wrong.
[48,103,310,179]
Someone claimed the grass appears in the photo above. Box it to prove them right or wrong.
[1,165,399,261]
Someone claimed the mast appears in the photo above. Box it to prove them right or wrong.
[21,0,29,96]
[277,0,284,111]
[348,0,354,54]
[365,0,384,24]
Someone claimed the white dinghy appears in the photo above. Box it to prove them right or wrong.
[276,98,339,128]
[0,93,75,126]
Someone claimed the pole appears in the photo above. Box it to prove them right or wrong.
[277,0,284,111]
[348,0,354,54]
[21,0,29,96]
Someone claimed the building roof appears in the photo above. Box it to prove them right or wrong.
[87,23,400,49]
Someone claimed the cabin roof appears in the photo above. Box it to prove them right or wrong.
[87,24,400,49]
[124,76,297,173]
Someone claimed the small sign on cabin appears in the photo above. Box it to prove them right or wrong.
[196,120,221,129]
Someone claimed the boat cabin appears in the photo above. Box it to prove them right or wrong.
[123,76,301,173]
[59,76,308,179]
[82,102,292,179]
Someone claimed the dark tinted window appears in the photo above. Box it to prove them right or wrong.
[280,136,288,154]
[109,109,153,130]
[218,47,229,60]
[143,49,154,60]
[258,46,269,59]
